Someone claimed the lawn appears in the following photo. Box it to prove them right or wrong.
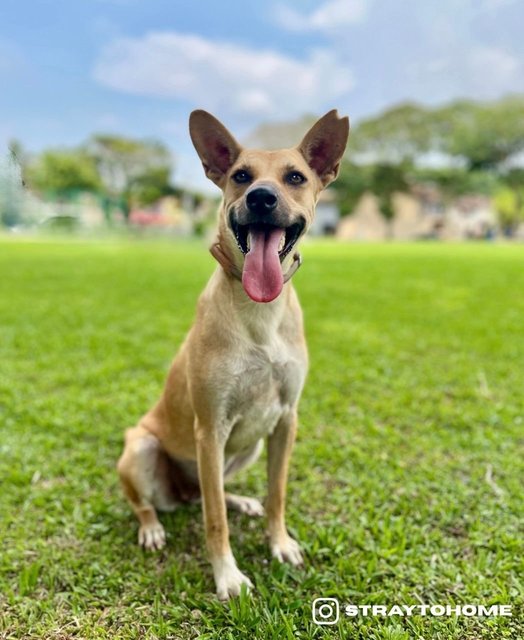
[0,237,523,639]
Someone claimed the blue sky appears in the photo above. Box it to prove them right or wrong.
[1,0,523,191]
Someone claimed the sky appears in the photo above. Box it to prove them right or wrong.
[1,0,523,192]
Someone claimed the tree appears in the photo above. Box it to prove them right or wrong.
[330,160,374,215]
[26,149,101,196]
[85,135,173,220]
[441,96,524,170]
[503,167,524,190]
[408,166,500,200]
[349,95,524,171]
[350,102,436,163]
[493,187,524,236]
[0,145,25,227]
[8,140,28,184]
[371,163,409,231]
[330,160,409,234]
[129,166,175,207]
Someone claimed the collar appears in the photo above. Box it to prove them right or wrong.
[209,241,302,284]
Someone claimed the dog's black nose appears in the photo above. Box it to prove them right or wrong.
[246,187,278,216]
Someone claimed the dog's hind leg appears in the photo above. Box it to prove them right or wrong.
[117,424,177,550]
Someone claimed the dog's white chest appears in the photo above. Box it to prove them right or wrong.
[223,340,304,453]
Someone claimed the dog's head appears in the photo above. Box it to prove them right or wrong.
[189,109,349,303]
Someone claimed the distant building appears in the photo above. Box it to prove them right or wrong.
[130,196,193,234]
[444,195,496,240]
[391,192,438,239]
[337,186,498,241]
[337,192,388,240]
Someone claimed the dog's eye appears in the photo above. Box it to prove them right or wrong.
[232,170,252,184]
[286,171,306,186]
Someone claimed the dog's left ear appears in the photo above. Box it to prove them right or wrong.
[189,110,242,187]
[298,110,350,187]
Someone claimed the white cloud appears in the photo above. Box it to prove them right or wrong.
[274,0,369,33]
[480,0,517,11]
[467,46,520,94]
[92,31,354,119]
[409,45,522,103]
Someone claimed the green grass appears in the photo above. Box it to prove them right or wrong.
[0,237,523,639]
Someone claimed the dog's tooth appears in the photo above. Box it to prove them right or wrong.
[278,234,285,252]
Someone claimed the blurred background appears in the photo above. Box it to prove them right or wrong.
[1,0,524,241]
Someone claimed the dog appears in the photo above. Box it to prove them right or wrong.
[117,109,349,600]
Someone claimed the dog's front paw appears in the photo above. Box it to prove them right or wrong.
[271,535,303,566]
[212,554,253,601]
[138,522,166,551]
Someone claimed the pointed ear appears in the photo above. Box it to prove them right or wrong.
[189,110,242,187]
[298,110,350,187]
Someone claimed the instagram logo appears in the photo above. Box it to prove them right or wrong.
[312,598,340,625]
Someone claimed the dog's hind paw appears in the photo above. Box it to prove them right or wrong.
[226,493,265,517]
[271,535,303,566]
[138,522,166,551]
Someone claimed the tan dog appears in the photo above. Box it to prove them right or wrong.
[117,109,349,600]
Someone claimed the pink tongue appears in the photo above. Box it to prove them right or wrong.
[242,227,284,303]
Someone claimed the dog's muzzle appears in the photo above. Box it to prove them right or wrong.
[225,208,304,303]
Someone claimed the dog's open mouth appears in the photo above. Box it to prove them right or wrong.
[230,218,304,261]
[229,216,305,303]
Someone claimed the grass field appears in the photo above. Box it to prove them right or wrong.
[0,237,523,639]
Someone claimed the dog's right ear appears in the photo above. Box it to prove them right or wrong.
[189,110,242,187]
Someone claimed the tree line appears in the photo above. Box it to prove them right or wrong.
[7,135,177,225]
[331,95,524,234]
[4,94,524,233]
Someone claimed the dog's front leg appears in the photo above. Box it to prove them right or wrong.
[195,420,253,600]
[266,411,303,566]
